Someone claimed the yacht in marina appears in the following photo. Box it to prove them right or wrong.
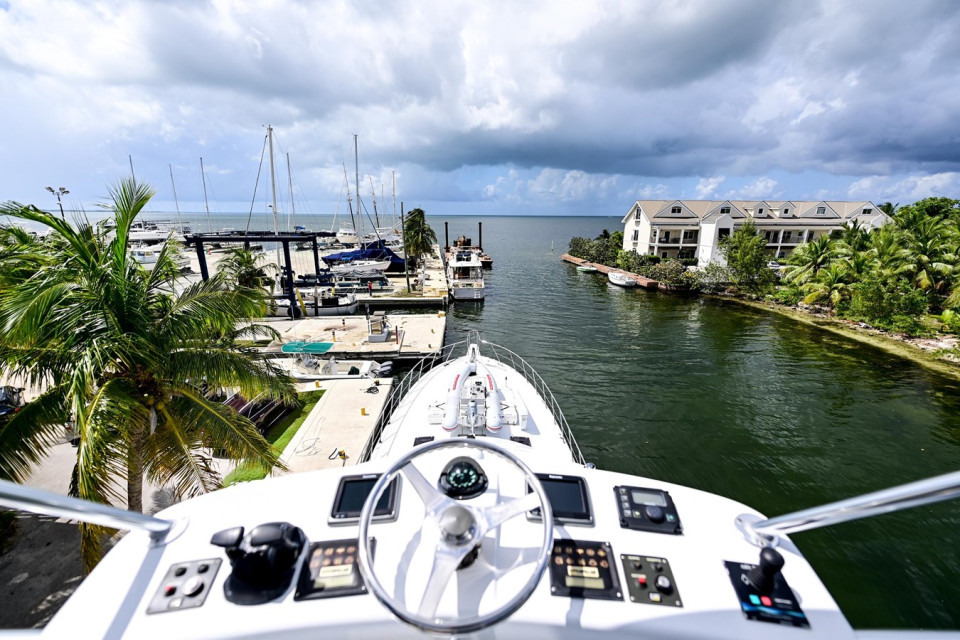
[447,249,486,301]
[1,336,959,639]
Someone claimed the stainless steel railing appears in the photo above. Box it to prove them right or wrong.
[0,479,174,542]
[739,469,960,547]
[357,335,586,466]
[478,339,585,465]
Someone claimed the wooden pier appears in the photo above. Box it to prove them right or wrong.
[561,254,660,289]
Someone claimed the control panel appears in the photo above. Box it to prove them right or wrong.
[725,548,809,628]
[549,539,622,601]
[614,485,682,535]
[147,559,222,614]
[620,554,682,607]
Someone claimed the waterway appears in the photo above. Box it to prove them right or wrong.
[440,215,960,630]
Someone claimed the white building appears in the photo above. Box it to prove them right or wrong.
[621,200,891,267]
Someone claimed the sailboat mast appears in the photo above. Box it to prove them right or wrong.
[343,164,356,232]
[200,157,212,233]
[268,125,280,266]
[286,152,295,231]
[392,171,397,230]
[354,134,361,241]
[370,176,380,228]
[169,164,183,233]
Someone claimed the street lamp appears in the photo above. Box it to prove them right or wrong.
[45,186,69,219]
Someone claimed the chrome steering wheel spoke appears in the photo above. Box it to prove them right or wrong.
[357,439,554,635]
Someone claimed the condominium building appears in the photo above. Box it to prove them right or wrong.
[620,200,891,267]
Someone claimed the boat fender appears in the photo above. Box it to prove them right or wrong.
[475,362,503,432]
[442,361,476,431]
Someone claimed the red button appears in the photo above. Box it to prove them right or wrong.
[164,585,177,597]
[760,596,772,607]
[637,576,647,587]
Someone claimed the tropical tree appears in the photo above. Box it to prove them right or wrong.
[403,208,437,269]
[901,215,952,295]
[720,221,775,293]
[782,236,835,285]
[0,178,297,568]
[217,247,276,291]
[802,263,852,309]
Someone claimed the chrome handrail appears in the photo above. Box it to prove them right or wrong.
[478,339,585,465]
[357,338,470,462]
[357,335,586,466]
[0,479,174,542]
[739,469,960,547]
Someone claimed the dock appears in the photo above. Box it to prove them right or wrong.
[257,311,446,360]
[278,379,394,473]
[561,253,660,289]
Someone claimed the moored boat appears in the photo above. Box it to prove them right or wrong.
[607,270,637,287]
[576,262,598,273]
[447,249,485,301]
[276,354,392,381]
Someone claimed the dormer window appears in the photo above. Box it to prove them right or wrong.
[816,207,825,215]
[783,208,790,216]
[863,208,872,215]
[758,208,764,215]
[671,206,682,214]
[720,207,730,214]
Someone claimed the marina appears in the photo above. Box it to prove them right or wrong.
[2,215,960,634]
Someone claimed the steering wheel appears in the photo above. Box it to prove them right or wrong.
[357,438,553,634]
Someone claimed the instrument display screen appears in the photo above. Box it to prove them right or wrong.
[329,474,400,524]
[630,489,667,507]
[528,474,594,525]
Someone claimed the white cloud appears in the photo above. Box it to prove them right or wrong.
[724,177,779,200]
[848,173,960,202]
[695,176,725,199]
[0,0,958,214]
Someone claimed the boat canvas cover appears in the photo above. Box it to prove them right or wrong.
[281,341,335,354]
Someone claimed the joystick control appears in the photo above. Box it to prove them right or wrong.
[212,522,306,605]
[745,547,784,595]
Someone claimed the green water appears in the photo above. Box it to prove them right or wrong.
[442,215,960,629]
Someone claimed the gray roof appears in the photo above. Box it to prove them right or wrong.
[622,199,888,226]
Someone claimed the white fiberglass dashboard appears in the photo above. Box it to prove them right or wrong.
[43,438,856,640]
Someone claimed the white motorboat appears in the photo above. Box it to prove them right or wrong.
[576,262,598,273]
[129,244,191,271]
[448,249,485,300]
[607,271,637,288]
[2,336,959,639]
[277,354,392,381]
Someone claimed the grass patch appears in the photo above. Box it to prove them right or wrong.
[222,389,325,487]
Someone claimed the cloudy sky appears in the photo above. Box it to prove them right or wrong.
[1,0,959,219]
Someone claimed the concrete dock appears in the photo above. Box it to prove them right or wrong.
[561,253,660,289]
[277,379,393,473]
[258,310,446,360]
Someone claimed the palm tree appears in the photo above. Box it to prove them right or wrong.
[879,202,899,217]
[902,216,952,294]
[783,236,835,285]
[217,246,277,291]
[403,208,437,269]
[0,178,297,568]
[802,263,852,309]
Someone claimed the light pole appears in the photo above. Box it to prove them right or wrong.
[45,186,69,219]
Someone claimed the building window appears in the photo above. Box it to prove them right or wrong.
[757,208,764,215]
[632,229,639,242]
[671,206,682,214]
[863,208,872,215]
[764,230,774,242]
[782,231,793,242]
[783,208,790,216]
[682,230,698,242]
[679,248,695,259]
[720,207,730,214]
[661,251,669,259]
[816,206,825,215]
[718,228,731,240]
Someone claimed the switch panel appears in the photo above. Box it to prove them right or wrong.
[620,554,682,607]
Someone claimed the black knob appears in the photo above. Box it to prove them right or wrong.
[654,575,673,594]
[746,547,785,595]
[644,505,665,523]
